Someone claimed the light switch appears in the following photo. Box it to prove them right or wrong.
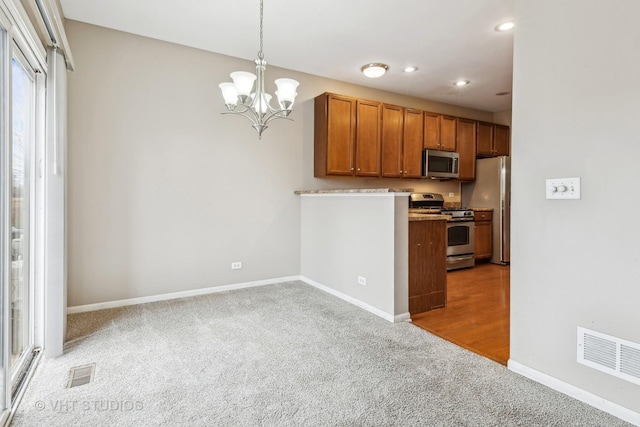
[546,177,581,200]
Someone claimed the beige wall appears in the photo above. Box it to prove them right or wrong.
[65,20,494,307]
[511,0,640,415]
[300,194,407,320]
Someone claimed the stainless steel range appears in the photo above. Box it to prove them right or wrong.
[409,193,475,271]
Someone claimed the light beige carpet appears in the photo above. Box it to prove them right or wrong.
[11,281,633,426]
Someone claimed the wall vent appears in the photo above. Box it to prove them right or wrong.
[577,327,640,386]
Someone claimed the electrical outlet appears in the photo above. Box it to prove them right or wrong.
[448,192,455,197]
[231,262,242,270]
[358,276,366,286]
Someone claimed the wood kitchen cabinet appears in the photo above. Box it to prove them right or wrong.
[402,108,424,178]
[381,104,404,178]
[493,125,510,157]
[355,99,382,176]
[409,219,447,314]
[379,105,423,179]
[477,122,510,157]
[315,91,510,179]
[424,112,456,152]
[474,210,493,261]
[314,93,381,177]
[456,118,477,181]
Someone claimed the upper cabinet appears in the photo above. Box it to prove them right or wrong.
[477,122,510,157]
[380,105,424,179]
[314,92,509,180]
[402,108,424,178]
[355,100,382,177]
[424,112,456,152]
[456,118,477,181]
[493,125,510,157]
[314,93,381,177]
[381,104,404,178]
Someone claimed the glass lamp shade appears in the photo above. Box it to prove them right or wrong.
[274,78,299,109]
[361,63,388,78]
[230,71,257,97]
[219,82,239,106]
[251,93,272,115]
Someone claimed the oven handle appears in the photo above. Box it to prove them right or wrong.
[447,218,474,223]
[448,254,474,262]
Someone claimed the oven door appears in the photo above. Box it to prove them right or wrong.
[446,220,475,270]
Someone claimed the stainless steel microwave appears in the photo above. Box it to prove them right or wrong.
[422,149,460,179]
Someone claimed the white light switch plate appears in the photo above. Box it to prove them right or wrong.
[546,177,581,200]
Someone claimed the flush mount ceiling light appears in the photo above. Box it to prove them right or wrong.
[361,63,389,78]
[453,80,470,87]
[218,0,299,139]
[495,21,515,32]
[403,66,418,73]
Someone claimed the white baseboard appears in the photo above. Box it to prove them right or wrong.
[67,276,301,314]
[300,276,405,323]
[394,312,412,323]
[508,359,640,426]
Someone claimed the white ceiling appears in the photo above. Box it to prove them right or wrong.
[59,0,514,113]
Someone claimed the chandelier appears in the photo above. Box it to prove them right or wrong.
[218,0,299,139]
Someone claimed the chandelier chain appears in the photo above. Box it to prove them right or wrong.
[258,0,264,60]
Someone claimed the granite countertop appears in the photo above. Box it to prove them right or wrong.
[408,213,450,222]
[472,207,494,212]
[295,188,413,195]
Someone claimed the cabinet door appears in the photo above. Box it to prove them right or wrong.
[423,111,440,150]
[409,220,447,314]
[494,125,510,156]
[439,115,457,151]
[475,221,492,260]
[456,118,477,181]
[355,100,382,177]
[402,108,424,178]
[476,121,494,157]
[323,94,356,175]
[381,104,404,178]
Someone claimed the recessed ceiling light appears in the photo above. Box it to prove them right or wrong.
[361,63,389,78]
[453,80,470,87]
[495,21,515,32]
[403,66,418,73]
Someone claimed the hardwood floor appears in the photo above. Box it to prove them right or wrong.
[411,263,510,365]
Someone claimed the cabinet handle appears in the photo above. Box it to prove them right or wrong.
[350,168,354,171]
[357,168,361,171]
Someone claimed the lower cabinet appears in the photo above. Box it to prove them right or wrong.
[474,211,493,261]
[409,220,447,314]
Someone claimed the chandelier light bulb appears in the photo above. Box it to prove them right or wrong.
[229,71,256,99]
[252,93,272,116]
[275,78,300,110]
[218,82,238,107]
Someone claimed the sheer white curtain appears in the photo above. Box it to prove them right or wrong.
[43,46,67,358]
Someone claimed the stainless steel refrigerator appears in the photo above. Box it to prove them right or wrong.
[461,156,510,265]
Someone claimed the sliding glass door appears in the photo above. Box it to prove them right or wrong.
[1,5,44,420]
[9,47,36,396]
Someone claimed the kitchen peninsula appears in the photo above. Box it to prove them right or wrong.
[296,188,448,323]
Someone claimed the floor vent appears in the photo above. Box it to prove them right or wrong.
[577,327,640,386]
[67,364,95,388]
